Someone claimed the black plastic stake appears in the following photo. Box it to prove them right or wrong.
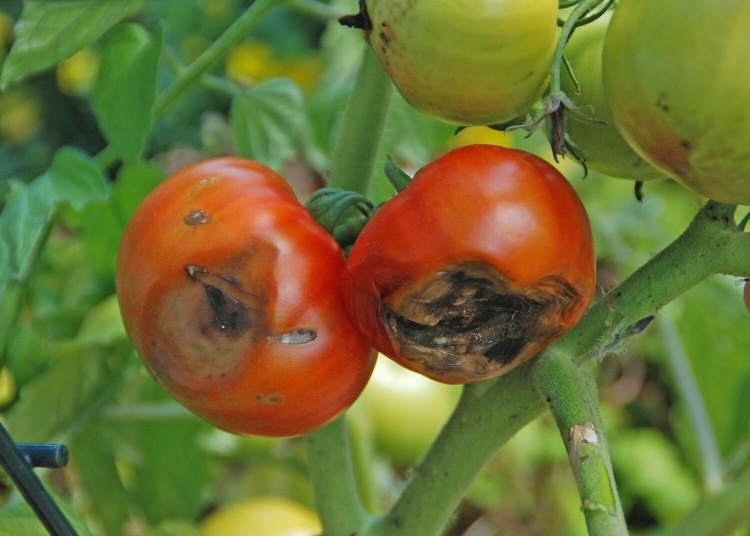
[0,422,77,535]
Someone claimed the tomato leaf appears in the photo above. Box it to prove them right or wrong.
[230,77,308,172]
[92,23,162,164]
[69,425,131,536]
[0,148,107,362]
[0,500,93,536]
[3,343,133,443]
[0,0,145,87]
[111,161,165,226]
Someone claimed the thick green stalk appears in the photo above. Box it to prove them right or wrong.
[364,201,749,536]
[305,417,370,535]
[304,31,393,536]
[326,46,394,194]
[533,352,628,535]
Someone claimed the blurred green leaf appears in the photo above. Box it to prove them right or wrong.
[0,501,93,536]
[670,278,750,458]
[0,0,145,87]
[131,419,215,524]
[76,294,126,347]
[0,148,107,360]
[111,161,164,226]
[92,23,162,163]
[613,428,700,526]
[70,424,131,536]
[230,77,307,172]
[4,343,132,442]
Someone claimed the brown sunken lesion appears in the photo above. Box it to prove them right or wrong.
[185,264,264,341]
[184,209,212,225]
[381,262,581,380]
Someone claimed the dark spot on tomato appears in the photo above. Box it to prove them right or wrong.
[205,285,250,335]
[656,92,669,112]
[681,139,692,150]
[381,262,580,379]
[254,392,285,405]
[184,209,212,225]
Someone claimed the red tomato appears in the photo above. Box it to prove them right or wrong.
[346,146,595,384]
[116,157,375,437]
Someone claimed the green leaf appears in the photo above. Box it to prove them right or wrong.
[0,0,145,87]
[0,501,93,536]
[92,23,162,163]
[111,161,164,226]
[0,148,107,360]
[230,77,307,171]
[131,419,215,524]
[69,425,131,536]
[4,344,132,443]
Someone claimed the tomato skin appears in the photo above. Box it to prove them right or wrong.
[346,145,595,384]
[358,0,559,125]
[602,0,750,204]
[744,280,750,314]
[561,12,663,181]
[116,157,375,437]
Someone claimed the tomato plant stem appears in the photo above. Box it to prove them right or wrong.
[305,417,371,534]
[657,313,724,493]
[561,202,750,362]
[326,45,394,194]
[153,0,280,117]
[533,352,628,535]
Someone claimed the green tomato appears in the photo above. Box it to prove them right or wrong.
[347,0,559,125]
[602,0,750,204]
[200,497,321,536]
[355,355,461,467]
[561,12,663,180]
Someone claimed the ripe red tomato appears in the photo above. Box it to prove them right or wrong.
[344,0,559,125]
[602,0,750,204]
[116,157,375,437]
[346,145,595,384]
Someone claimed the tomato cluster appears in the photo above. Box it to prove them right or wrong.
[117,0,749,439]
[116,146,595,435]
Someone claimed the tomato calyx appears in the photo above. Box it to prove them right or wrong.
[305,188,374,250]
[382,261,584,381]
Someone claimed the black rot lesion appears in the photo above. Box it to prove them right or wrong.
[382,262,581,378]
[184,264,260,338]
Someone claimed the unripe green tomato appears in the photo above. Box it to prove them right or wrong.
[200,497,321,536]
[355,355,461,467]
[561,12,663,181]
[356,0,559,125]
[603,0,750,204]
